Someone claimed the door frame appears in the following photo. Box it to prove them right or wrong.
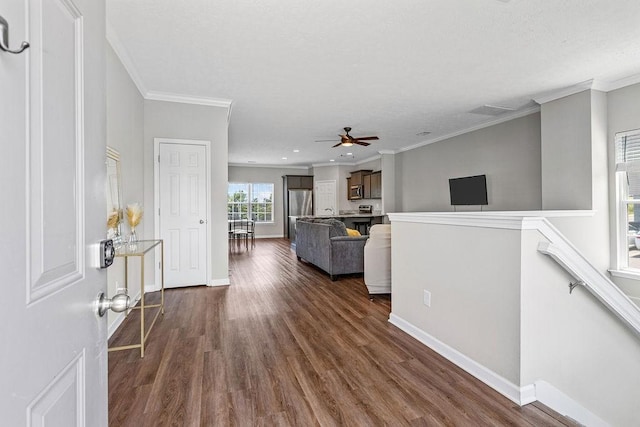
[153,138,212,289]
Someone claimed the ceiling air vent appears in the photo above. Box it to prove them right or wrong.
[469,104,516,116]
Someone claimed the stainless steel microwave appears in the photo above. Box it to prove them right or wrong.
[350,185,363,199]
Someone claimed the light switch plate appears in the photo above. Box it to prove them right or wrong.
[423,290,431,307]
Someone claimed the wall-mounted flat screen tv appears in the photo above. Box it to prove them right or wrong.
[449,174,488,205]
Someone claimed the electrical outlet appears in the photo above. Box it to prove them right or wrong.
[423,290,431,307]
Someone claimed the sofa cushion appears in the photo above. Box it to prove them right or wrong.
[346,228,361,237]
[313,218,348,237]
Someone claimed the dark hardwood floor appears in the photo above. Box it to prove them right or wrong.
[109,238,577,426]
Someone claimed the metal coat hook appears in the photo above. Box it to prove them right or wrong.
[0,15,30,54]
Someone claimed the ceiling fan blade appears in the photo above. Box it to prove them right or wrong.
[332,142,343,148]
[354,141,371,146]
[354,136,379,141]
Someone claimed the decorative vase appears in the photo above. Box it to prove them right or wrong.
[112,227,123,249]
[128,227,138,250]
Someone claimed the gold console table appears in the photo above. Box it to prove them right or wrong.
[109,239,164,358]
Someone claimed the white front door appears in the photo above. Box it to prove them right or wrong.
[0,0,107,425]
[158,141,209,288]
[315,180,337,215]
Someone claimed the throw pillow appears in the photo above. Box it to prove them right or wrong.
[346,228,361,237]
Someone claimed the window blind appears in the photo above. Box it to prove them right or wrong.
[616,129,640,197]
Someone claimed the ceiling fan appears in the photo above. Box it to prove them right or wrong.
[316,127,379,148]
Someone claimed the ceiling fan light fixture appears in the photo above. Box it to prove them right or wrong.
[341,141,354,147]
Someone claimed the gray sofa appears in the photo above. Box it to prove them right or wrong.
[295,219,369,280]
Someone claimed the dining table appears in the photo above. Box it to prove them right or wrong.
[228,218,255,249]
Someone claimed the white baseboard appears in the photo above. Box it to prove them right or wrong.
[108,312,126,339]
[388,313,525,404]
[256,234,284,239]
[388,313,608,426]
[534,381,608,427]
[209,278,230,287]
[145,283,161,292]
[519,384,537,405]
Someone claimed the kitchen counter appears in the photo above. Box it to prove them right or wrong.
[291,213,385,219]
[288,213,386,242]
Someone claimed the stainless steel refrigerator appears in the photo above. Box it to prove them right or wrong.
[287,189,313,240]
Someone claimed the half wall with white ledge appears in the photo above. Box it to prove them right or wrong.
[388,211,640,427]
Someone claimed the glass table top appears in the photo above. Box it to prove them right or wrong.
[115,239,162,256]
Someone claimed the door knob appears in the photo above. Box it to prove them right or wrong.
[0,15,30,54]
[95,290,130,317]
[199,219,205,224]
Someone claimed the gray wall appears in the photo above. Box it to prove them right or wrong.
[541,90,610,271]
[395,113,542,212]
[520,229,640,427]
[541,90,594,210]
[106,43,145,331]
[106,45,145,209]
[392,221,523,383]
[144,100,230,285]
[228,165,311,238]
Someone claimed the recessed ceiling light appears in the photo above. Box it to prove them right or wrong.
[293,149,300,153]
[281,157,287,160]
[347,152,353,156]
[330,159,335,162]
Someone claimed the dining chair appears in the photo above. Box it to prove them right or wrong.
[231,218,249,250]
[246,218,255,247]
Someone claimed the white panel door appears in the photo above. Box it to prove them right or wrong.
[159,143,208,288]
[0,0,107,425]
[315,180,337,215]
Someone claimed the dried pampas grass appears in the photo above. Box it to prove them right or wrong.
[126,203,143,228]
[107,210,120,229]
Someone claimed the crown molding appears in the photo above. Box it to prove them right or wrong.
[228,163,311,170]
[533,73,640,105]
[378,150,396,155]
[597,72,640,92]
[106,21,233,116]
[533,80,595,104]
[311,161,356,167]
[397,106,540,154]
[145,91,233,109]
[106,22,148,96]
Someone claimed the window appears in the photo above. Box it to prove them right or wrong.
[228,182,274,223]
[615,129,640,271]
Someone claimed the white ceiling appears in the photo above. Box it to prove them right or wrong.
[107,0,640,167]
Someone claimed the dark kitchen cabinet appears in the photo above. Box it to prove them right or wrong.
[349,170,371,186]
[286,175,313,189]
[363,173,371,199]
[347,170,372,200]
[370,171,382,199]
